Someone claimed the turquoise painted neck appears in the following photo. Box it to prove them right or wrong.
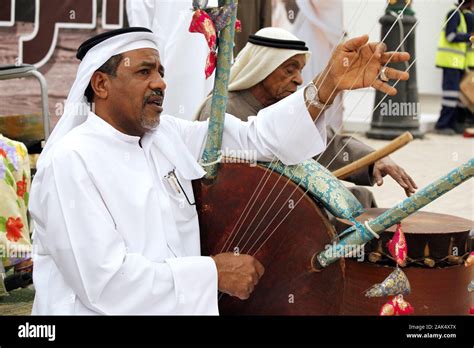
[200,0,238,181]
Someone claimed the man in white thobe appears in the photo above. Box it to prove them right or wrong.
[29,27,410,315]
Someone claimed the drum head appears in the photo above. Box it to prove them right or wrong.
[335,208,474,266]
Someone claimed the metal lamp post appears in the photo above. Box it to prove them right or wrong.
[367,0,424,139]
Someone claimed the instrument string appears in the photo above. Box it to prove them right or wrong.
[319,21,420,169]
[216,0,465,304]
[235,1,411,254]
[223,0,384,252]
[249,59,416,257]
[237,1,464,253]
[218,0,371,254]
[242,2,464,256]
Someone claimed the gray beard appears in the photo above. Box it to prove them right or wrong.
[140,114,160,131]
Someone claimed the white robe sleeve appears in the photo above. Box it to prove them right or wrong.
[30,149,218,315]
[174,88,327,165]
[221,88,327,165]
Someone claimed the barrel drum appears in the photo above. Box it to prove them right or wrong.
[336,209,473,315]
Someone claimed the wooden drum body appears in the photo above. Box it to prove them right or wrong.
[193,163,345,315]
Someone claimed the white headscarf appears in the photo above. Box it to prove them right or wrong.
[193,27,311,120]
[228,27,311,91]
[38,31,159,168]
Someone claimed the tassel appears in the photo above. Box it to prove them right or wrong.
[205,51,217,79]
[365,268,411,298]
[379,299,396,316]
[386,223,407,267]
[380,295,414,316]
[235,19,242,32]
[189,9,217,51]
[189,9,218,77]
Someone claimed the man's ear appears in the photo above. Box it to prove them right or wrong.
[90,71,110,100]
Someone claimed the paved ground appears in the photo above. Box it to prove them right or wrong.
[0,286,35,315]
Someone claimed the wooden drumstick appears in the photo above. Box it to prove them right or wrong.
[332,131,413,180]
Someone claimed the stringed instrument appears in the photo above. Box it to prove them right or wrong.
[192,0,363,315]
[192,0,474,316]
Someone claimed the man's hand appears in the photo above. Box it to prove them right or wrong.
[373,156,417,197]
[315,35,411,105]
[211,252,265,300]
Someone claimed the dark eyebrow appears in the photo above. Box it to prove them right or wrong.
[138,61,157,68]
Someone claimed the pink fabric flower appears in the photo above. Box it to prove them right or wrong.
[387,223,407,267]
[189,9,217,50]
[380,295,414,316]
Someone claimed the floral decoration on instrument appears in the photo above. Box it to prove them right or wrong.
[379,294,414,316]
[363,223,415,316]
[365,267,411,298]
[189,0,241,78]
[387,223,407,267]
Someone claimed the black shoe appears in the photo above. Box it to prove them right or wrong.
[434,127,456,135]
[454,122,466,134]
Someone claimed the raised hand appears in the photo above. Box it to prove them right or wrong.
[316,35,411,104]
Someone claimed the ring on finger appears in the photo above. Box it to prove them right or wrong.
[379,67,389,82]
